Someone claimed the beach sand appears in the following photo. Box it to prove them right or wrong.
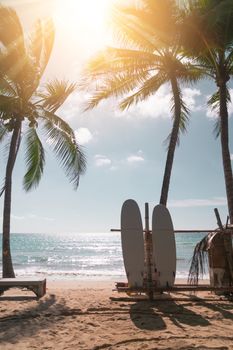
[0,279,233,350]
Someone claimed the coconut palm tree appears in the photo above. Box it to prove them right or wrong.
[181,0,233,224]
[82,0,201,206]
[0,5,86,277]
[181,0,233,285]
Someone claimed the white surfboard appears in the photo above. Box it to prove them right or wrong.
[121,199,145,288]
[152,204,176,287]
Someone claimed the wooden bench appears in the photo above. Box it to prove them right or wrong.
[0,277,46,298]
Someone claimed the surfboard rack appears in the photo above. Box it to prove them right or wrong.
[114,282,233,295]
[113,202,233,300]
[111,228,233,234]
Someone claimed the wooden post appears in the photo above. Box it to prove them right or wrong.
[145,203,153,300]
[214,208,224,230]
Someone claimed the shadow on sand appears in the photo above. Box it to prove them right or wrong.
[0,294,77,344]
[130,296,210,330]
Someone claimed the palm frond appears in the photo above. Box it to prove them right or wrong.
[0,122,8,143]
[41,115,86,189]
[213,118,221,138]
[111,5,157,52]
[0,76,17,97]
[119,71,168,110]
[164,87,190,148]
[175,62,204,83]
[208,88,231,138]
[84,70,150,111]
[0,95,19,119]
[0,5,25,55]
[28,20,43,69]
[179,101,190,134]
[38,108,77,137]
[40,19,55,77]
[0,5,29,86]
[115,0,179,48]
[28,18,54,79]
[37,80,77,113]
[226,49,233,71]
[84,47,162,79]
[23,127,45,191]
[207,90,221,108]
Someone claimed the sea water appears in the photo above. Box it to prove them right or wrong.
[0,232,207,280]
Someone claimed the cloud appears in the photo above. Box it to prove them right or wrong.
[127,155,144,163]
[75,127,93,145]
[183,88,202,111]
[127,150,145,163]
[168,197,227,208]
[57,92,83,121]
[206,107,218,119]
[28,214,55,221]
[114,84,172,119]
[115,85,202,119]
[231,154,233,161]
[94,154,112,167]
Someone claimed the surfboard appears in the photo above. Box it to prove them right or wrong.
[121,199,145,288]
[152,204,176,287]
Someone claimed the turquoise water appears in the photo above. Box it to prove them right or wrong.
[0,232,207,280]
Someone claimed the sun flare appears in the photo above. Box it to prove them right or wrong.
[53,0,113,51]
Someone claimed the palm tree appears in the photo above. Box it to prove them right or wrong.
[82,0,201,206]
[0,5,86,278]
[181,0,233,224]
[181,0,233,285]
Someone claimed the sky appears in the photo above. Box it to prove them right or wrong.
[0,0,233,234]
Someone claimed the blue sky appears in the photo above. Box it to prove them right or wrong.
[0,0,233,233]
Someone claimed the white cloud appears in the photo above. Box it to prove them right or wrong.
[75,127,93,145]
[57,92,82,121]
[115,84,172,119]
[206,107,218,119]
[115,85,202,119]
[127,155,144,163]
[231,154,233,161]
[168,197,227,208]
[94,154,112,167]
[127,150,145,164]
[183,88,201,111]
[28,214,55,221]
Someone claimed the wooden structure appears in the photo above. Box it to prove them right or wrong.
[112,204,233,299]
[115,281,233,294]
[207,209,233,288]
[0,277,46,298]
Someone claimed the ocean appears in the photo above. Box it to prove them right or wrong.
[0,232,208,281]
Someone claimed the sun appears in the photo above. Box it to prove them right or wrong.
[53,0,113,51]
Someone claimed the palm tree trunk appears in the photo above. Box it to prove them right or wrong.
[218,81,233,284]
[219,83,233,224]
[2,119,22,278]
[160,76,181,206]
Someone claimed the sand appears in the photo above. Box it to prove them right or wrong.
[1,279,233,350]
